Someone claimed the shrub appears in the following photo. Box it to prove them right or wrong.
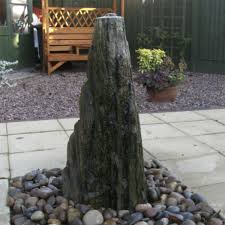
[136,48,185,91]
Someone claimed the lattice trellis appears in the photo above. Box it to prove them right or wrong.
[48,7,113,28]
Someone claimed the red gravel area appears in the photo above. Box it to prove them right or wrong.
[1,71,225,122]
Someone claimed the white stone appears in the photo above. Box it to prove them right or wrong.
[83,210,104,225]
[135,203,152,212]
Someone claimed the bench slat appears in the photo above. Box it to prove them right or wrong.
[49,34,93,40]
[49,39,92,46]
[49,27,94,34]
[49,53,88,61]
[49,46,73,52]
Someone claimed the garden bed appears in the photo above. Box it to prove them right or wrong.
[0,70,225,122]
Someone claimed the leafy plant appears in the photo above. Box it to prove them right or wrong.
[136,48,185,90]
[136,49,166,73]
[0,61,18,76]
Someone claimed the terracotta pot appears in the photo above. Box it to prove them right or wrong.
[147,86,177,102]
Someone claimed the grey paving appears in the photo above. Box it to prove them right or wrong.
[1,109,225,224]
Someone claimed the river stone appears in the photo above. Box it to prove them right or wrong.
[31,210,45,221]
[155,218,169,225]
[68,208,82,223]
[83,210,104,225]
[70,217,84,225]
[144,208,159,218]
[166,197,178,206]
[7,196,15,207]
[14,216,27,225]
[38,187,54,199]
[182,220,196,225]
[44,204,54,214]
[25,197,38,208]
[103,219,117,225]
[148,188,159,202]
[147,221,155,225]
[168,213,184,223]
[124,212,144,225]
[167,182,177,191]
[8,187,22,198]
[134,222,148,225]
[56,196,68,205]
[24,170,39,181]
[118,210,130,218]
[167,206,180,214]
[37,199,46,210]
[11,177,23,189]
[207,218,223,225]
[135,203,152,212]
[48,218,61,225]
[180,212,193,220]
[191,193,207,204]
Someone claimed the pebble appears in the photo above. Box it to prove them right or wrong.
[180,212,193,220]
[144,208,159,218]
[147,221,155,225]
[103,209,114,220]
[166,197,178,206]
[70,217,84,225]
[207,218,223,225]
[77,204,91,214]
[14,216,27,225]
[68,208,82,223]
[167,182,178,191]
[134,222,148,225]
[44,204,54,214]
[38,187,55,199]
[118,210,130,218]
[168,213,184,223]
[135,203,152,212]
[83,210,104,225]
[124,212,144,225]
[167,206,180,214]
[191,193,207,204]
[181,220,196,225]
[148,188,159,202]
[103,219,117,225]
[31,210,45,221]
[48,218,61,225]
[7,196,15,207]
[155,218,169,225]
[25,197,38,208]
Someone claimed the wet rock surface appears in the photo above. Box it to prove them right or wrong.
[8,160,225,225]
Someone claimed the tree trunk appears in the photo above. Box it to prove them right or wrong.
[62,15,146,210]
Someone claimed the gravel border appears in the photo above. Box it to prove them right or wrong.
[1,70,225,123]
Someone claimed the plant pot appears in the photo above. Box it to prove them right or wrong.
[147,86,177,102]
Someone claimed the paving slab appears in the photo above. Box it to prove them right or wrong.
[192,182,225,216]
[66,130,73,136]
[172,120,225,136]
[139,113,163,125]
[153,111,207,123]
[143,136,216,160]
[0,123,7,136]
[8,131,68,153]
[7,120,63,135]
[58,118,79,130]
[0,155,9,179]
[195,133,225,154]
[0,207,10,225]
[218,119,225,125]
[10,149,67,177]
[163,153,225,188]
[0,136,8,154]
[196,109,225,120]
[0,179,8,209]
[141,124,185,140]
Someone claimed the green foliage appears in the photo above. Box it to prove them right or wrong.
[136,49,166,73]
[136,48,186,90]
[137,27,191,62]
[0,61,18,76]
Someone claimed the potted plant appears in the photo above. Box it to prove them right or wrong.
[136,48,186,102]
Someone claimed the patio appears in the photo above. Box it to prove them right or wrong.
[1,109,225,224]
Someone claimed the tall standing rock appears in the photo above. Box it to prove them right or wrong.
[63,15,146,210]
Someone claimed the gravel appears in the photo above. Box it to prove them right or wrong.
[1,69,225,123]
[8,160,225,225]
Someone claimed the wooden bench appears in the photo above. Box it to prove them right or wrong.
[42,5,112,75]
[47,27,94,75]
